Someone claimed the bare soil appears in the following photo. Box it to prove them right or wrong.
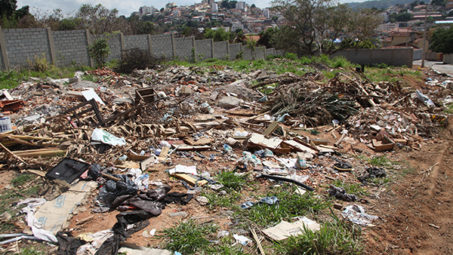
[364,117,453,255]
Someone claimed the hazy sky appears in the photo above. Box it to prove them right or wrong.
[17,0,363,16]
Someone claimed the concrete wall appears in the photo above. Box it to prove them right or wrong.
[124,34,148,51]
[0,28,280,71]
[265,48,276,57]
[214,41,228,59]
[174,37,193,61]
[53,30,90,66]
[413,49,423,61]
[444,54,453,64]
[229,43,242,60]
[150,34,172,59]
[331,48,413,67]
[196,39,212,60]
[3,28,51,68]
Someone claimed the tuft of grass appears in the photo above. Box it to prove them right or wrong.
[162,220,217,254]
[202,190,241,210]
[236,185,330,227]
[20,248,45,255]
[368,156,392,167]
[369,177,391,186]
[332,180,368,197]
[216,171,247,191]
[275,216,362,255]
[11,173,35,187]
[445,103,453,114]
[365,67,423,84]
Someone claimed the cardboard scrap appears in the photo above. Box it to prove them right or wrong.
[172,173,208,186]
[34,181,97,234]
[184,137,213,146]
[283,140,318,155]
[262,217,320,241]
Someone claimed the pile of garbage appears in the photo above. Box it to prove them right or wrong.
[0,62,450,254]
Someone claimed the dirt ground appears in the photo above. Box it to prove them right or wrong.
[364,117,453,255]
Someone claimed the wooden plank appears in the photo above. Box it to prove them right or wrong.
[263,122,279,136]
[0,142,28,164]
[158,146,170,163]
[172,173,208,186]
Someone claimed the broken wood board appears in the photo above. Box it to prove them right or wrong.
[175,145,211,151]
[263,122,279,136]
[172,173,208,186]
[140,156,158,171]
[283,140,318,155]
[34,181,97,234]
[184,137,213,146]
[158,146,170,163]
[9,148,65,158]
[248,133,282,150]
[262,217,320,241]
[115,161,140,169]
[194,114,216,122]
[127,152,149,161]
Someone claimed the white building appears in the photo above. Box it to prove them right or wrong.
[139,6,157,16]
[236,1,246,10]
[263,8,270,18]
[212,2,218,12]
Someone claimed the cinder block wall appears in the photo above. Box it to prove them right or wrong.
[4,28,51,68]
[214,41,227,59]
[444,54,453,64]
[331,48,414,67]
[150,34,172,59]
[53,30,90,66]
[195,39,212,60]
[0,28,281,71]
[174,37,193,61]
[124,34,148,51]
[229,43,241,60]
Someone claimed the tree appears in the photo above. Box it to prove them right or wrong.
[258,27,279,48]
[0,0,16,18]
[272,0,336,55]
[204,28,231,41]
[430,26,453,53]
[349,9,383,40]
[76,4,130,34]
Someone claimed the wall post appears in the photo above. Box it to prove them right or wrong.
[46,27,56,65]
[191,36,196,62]
[171,33,176,59]
[85,29,94,67]
[147,34,153,57]
[119,32,125,60]
[210,39,214,58]
[226,41,230,60]
[0,26,10,71]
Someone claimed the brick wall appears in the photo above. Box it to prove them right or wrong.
[174,37,193,61]
[195,39,212,60]
[124,34,148,51]
[53,30,90,66]
[214,41,227,59]
[3,28,51,68]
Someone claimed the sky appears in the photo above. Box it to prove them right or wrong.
[17,0,365,17]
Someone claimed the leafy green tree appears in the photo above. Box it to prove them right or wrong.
[430,26,453,54]
[0,0,16,18]
[89,39,110,67]
[258,27,279,48]
[204,28,231,41]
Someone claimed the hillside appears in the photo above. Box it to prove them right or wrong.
[347,0,415,9]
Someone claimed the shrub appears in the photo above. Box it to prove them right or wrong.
[27,54,49,72]
[116,48,162,73]
[89,39,110,67]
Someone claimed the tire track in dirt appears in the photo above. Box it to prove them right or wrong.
[364,117,453,255]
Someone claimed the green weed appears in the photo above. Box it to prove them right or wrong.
[20,248,45,255]
[11,173,35,187]
[216,171,247,191]
[444,103,453,114]
[202,190,241,210]
[236,185,329,227]
[162,220,217,254]
[332,180,368,197]
[369,156,392,167]
[275,216,362,255]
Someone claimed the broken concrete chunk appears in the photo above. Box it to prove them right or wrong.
[218,96,242,109]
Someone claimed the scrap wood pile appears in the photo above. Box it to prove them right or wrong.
[0,62,451,254]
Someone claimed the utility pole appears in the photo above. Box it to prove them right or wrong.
[421,2,429,68]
